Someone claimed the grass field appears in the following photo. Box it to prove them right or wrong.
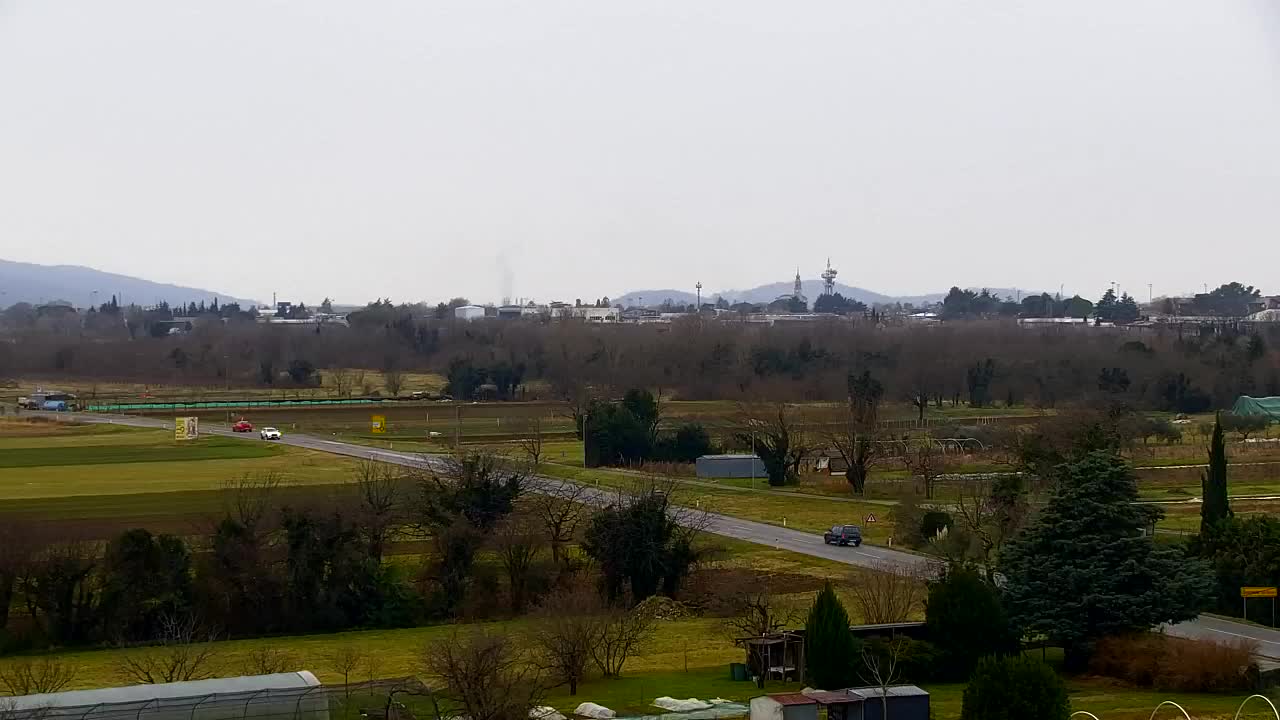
[7,611,1271,719]
[0,423,359,520]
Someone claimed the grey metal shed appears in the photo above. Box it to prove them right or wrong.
[852,685,930,720]
[696,454,767,480]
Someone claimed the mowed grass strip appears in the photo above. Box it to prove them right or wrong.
[0,437,280,468]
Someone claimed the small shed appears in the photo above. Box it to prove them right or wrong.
[848,621,929,642]
[804,690,865,720]
[851,685,930,720]
[735,632,805,686]
[697,454,767,480]
[750,694,818,720]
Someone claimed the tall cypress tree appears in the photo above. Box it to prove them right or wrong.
[1201,414,1231,534]
[805,581,857,690]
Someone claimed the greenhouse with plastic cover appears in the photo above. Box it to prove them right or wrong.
[0,673,423,720]
[1230,396,1280,420]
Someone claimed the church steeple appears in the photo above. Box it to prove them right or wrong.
[793,268,803,299]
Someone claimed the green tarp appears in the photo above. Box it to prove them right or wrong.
[1231,396,1280,420]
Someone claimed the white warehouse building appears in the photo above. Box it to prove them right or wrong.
[453,305,486,321]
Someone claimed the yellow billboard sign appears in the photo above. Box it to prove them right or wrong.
[174,417,199,441]
[371,415,386,434]
[1241,587,1277,598]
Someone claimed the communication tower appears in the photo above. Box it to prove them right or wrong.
[821,259,838,296]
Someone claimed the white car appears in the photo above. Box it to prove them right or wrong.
[260,427,282,440]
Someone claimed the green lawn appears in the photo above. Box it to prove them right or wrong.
[0,437,279,468]
[10,616,1271,720]
[0,425,358,501]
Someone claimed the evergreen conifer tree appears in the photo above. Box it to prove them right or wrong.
[1001,451,1212,668]
[1201,414,1231,534]
[804,581,857,689]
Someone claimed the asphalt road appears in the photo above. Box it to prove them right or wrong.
[28,411,1272,657]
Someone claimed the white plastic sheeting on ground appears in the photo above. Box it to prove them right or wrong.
[532,707,567,720]
[574,703,617,719]
[653,698,712,712]
[615,700,749,720]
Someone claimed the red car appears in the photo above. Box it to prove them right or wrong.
[232,420,254,432]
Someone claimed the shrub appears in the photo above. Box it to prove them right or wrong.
[862,636,940,683]
[1090,633,1257,692]
[888,493,927,548]
[925,566,1019,681]
[919,510,952,541]
[961,655,1069,720]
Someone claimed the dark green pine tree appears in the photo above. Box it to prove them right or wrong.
[804,581,858,690]
[1201,414,1232,534]
[1000,450,1213,669]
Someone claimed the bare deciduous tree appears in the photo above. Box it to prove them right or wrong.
[952,473,1028,581]
[591,607,655,678]
[825,372,887,496]
[848,561,931,625]
[351,461,401,563]
[495,512,546,614]
[241,647,297,676]
[528,482,589,571]
[529,584,603,695]
[735,403,810,486]
[329,366,352,398]
[116,615,220,684]
[860,637,906,720]
[422,631,545,720]
[513,417,547,469]
[902,442,944,500]
[222,472,283,531]
[0,658,78,695]
[325,644,367,699]
[724,581,800,638]
[383,369,405,398]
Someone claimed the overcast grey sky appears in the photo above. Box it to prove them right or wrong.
[2,1,1280,305]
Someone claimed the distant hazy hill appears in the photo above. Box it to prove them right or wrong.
[615,282,1042,308]
[0,259,258,309]
[616,281,895,308]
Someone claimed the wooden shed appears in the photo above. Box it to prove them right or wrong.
[735,632,806,686]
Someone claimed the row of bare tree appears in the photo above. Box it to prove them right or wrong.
[3,308,1277,412]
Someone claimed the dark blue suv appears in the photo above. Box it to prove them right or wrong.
[823,524,863,547]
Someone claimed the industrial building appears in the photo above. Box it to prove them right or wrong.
[453,305,486,321]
